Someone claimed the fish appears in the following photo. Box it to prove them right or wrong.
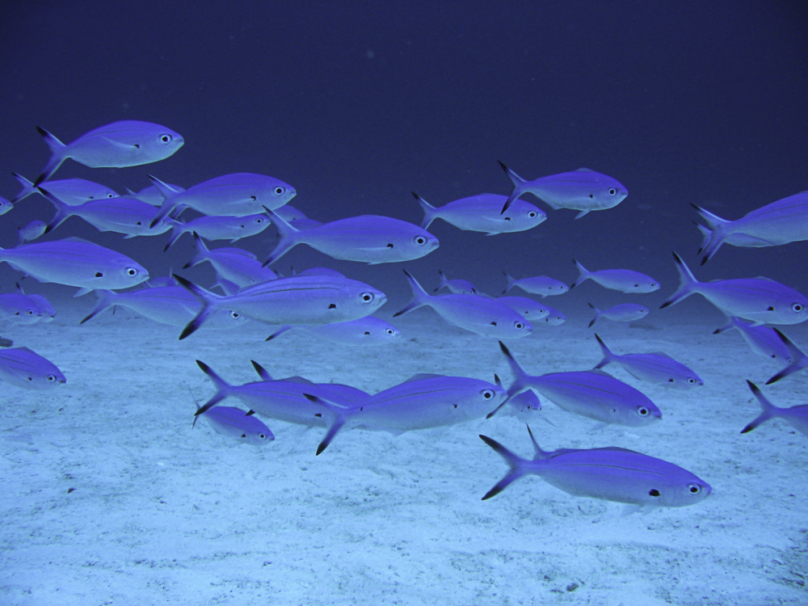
[537,304,566,326]
[14,283,55,322]
[305,373,507,454]
[414,192,545,234]
[571,259,660,293]
[38,187,171,237]
[262,208,439,265]
[17,220,47,244]
[498,162,628,217]
[183,234,279,288]
[174,272,387,339]
[148,173,296,227]
[660,252,808,325]
[394,270,533,339]
[194,405,274,445]
[592,334,703,388]
[502,273,569,297]
[741,381,808,435]
[80,287,249,329]
[764,329,808,385]
[0,196,11,216]
[35,120,184,184]
[0,237,149,295]
[496,296,551,321]
[479,425,711,509]
[497,390,543,421]
[12,172,118,205]
[163,213,271,251]
[434,270,478,294]
[493,341,661,427]
[0,291,42,325]
[126,182,185,205]
[588,303,649,328]
[693,192,808,264]
[712,316,791,363]
[0,347,66,389]
[266,316,401,345]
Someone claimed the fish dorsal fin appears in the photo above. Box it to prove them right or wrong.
[590,446,643,455]
[575,167,595,172]
[753,276,778,282]
[282,375,317,386]
[62,236,95,245]
[404,373,443,383]
[587,369,613,378]
[647,351,674,359]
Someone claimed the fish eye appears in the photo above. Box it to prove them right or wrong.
[46,374,56,382]
[687,483,701,494]
[528,211,537,218]
[386,328,394,335]
[514,321,525,329]
[648,489,661,497]
[230,311,240,319]
[107,193,115,198]
[274,187,286,196]
[159,134,173,144]
[259,433,267,440]
[792,303,805,312]
[360,292,375,303]
[637,407,649,416]
[608,188,617,195]
[126,268,139,277]
[687,378,696,384]
[414,235,427,246]
[480,389,495,400]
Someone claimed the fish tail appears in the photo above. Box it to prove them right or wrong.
[265,325,294,342]
[570,259,590,289]
[302,393,349,455]
[147,175,180,228]
[262,207,301,266]
[34,126,67,185]
[478,433,532,499]
[36,186,71,235]
[587,303,601,328]
[182,232,209,269]
[498,161,527,214]
[393,269,431,317]
[194,360,233,415]
[174,274,223,340]
[80,289,116,324]
[10,172,35,204]
[592,333,615,369]
[162,219,185,252]
[413,192,437,230]
[250,360,274,381]
[487,341,533,418]
[434,269,449,293]
[691,204,729,265]
[741,380,778,433]
[659,252,699,309]
[765,329,806,384]
[502,272,518,294]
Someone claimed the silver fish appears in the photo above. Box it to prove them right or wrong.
[0,347,66,389]
[127,182,185,205]
[713,316,791,363]
[175,272,387,339]
[15,283,55,322]
[496,296,551,321]
[693,192,808,264]
[35,120,184,184]
[263,208,439,265]
[480,425,711,508]
[12,172,118,205]
[660,252,808,325]
[414,192,545,234]
[571,259,659,293]
[0,237,149,294]
[593,334,703,388]
[394,271,532,339]
[194,405,274,445]
[502,273,569,297]
[764,329,808,385]
[494,342,661,427]
[537,303,566,326]
[306,373,507,454]
[183,234,279,288]
[17,220,47,244]
[0,196,12,216]
[588,303,649,328]
[148,173,296,227]
[741,381,808,435]
[499,162,628,217]
[0,292,42,324]
[434,270,478,294]
[164,214,271,251]
[266,316,401,345]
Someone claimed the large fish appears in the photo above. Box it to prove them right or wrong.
[35,120,184,184]
[741,381,808,435]
[498,162,628,217]
[693,192,808,264]
[502,273,569,297]
[414,192,545,234]
[266,316,401,345]
[571,259,659,293]
[174,272,387,339]
[0,347,66,389]
[394,270,533,339]
[148,173,296,227]
[479,426,711,509]
[592,334,703,388]
[163,213,271,251]
[306,373,508,454]
[183,234,279,288]
[494,342,661,427]
[262,208,439,266]
[660,252,808,325]
[12,172,118,205]
[0,237,149,294]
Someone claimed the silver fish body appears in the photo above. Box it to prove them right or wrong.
[266,316,401,345]
[12,172,118,205]
[503,273,569,297]
[435,270,478,294]
[183,235,279,288]
[17,220,48,244]
[571,259,659,293]
[127,182,186,205]
[0,293,43,324]
[164,214,270,251]
[588,303,649,328]
[496,296,551,321]
[713,316,791,362]
[415,192,545,234]
[0,347,66,389]
[195,406,275,445]
[741,381,808,435]
[593,334,703,388]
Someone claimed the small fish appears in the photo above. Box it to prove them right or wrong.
[497,390,543,421]
[741,381,808,435]
[0,196,12,216]
[394,270,532,339]
[306,373,507,454]
[35,120,184,184]
[660,252,808,325]
[414,192,545,234]
[262,208,439,265]
[764,329,808,385]
[266,316,401,345]
[592,334,703,388]
[502,273,569,297]
[713,316,791,363]
[479,425,711,509]
[148,173,296,227]
[17,220,47,245]
[493,342,661,427]
[15,283,55,322]
[496,296,551,321]
[0,347,66,389]
[537,304,566,326]
[12,172,118,205]
[194,405,274,445]
[434,270,478,294]
[183,234,279,288]
[126,182,185,205]
[588,303,649,328]
[0,237,149,295]
[175,272,387,339]
[571,259,659,293]
[693,192,808,264]
[0,292,42,324]
[163,214,271,251]
[498,162,628,217]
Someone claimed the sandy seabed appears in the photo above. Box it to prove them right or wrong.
[1,304,806,606]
